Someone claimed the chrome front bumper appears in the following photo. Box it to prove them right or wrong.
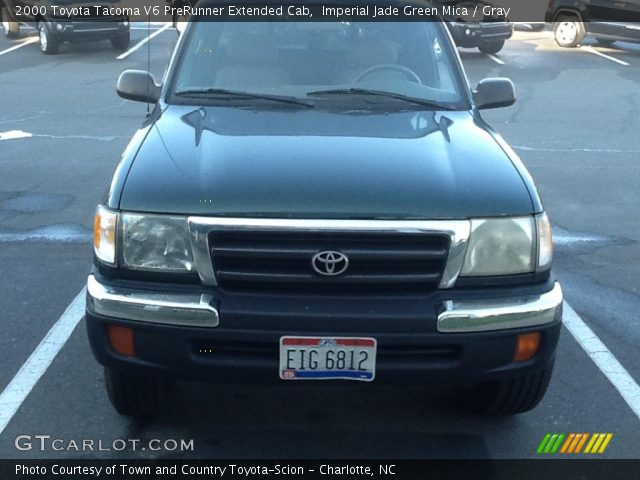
[86,275,219,327]
[437,282,563,333]
[87,275,561,334]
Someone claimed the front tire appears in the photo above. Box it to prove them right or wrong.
[1,5,20,38]
[38,22,59,55]
[478,39,505,54]
[105,367,172,418]
[110,31,130,51]
[466,361,554,415]
[553,15,585,48]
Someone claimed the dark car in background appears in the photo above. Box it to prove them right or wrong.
[1,0,130,54]
[441,1,513,54]
[86,10,562,419]
[446,20,513,53]
[546,0,640,47]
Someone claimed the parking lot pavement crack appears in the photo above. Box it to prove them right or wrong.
[513,145,640,154]
[553,225,623,248]
[0,130,120,142]
[0,113,48,125]
[0,225,91,243]
[36,133,120,141]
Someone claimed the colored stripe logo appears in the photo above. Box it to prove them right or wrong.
[537,433,613,454]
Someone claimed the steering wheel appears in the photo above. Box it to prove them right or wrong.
[353,64,422,85]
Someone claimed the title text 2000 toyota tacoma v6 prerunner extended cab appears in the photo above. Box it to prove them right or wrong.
[87,3,562,417]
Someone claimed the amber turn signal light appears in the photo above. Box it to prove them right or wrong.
[93,205,117,265]
[514,332,541,362]
[107,325,135,357]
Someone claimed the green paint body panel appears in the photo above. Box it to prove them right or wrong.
[111,106,540,219]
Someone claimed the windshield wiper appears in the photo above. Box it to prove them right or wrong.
[174,88,313,108]
[307,88,455,110]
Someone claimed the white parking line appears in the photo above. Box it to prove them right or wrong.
[0,37,37,57]
[0,288,86,435]
[486,54,505,65]
[563,302,640,420]
[0,130,32,141]
[582,46,630,66]
[117,23,172,60]
[131,21,170,30]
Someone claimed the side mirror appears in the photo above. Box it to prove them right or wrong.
[116,70,161,103]
[473,78,516,110]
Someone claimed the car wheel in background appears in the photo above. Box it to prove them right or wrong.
[465,361,554,415]
[1,5,20,38]
[553,15,585,47]
[38,22,59,55]
[478,39,506,54]
[105,367,172,418]
[110,31,130,51]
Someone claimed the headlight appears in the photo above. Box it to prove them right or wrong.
[121,213,195,273]
[461,217,535,276]
[93,205,117,265]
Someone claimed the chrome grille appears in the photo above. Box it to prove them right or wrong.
[208,230,450,293]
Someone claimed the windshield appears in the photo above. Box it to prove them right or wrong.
[169,21,469,110]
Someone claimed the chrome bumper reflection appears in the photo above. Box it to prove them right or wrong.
[86,275,219,327]
[437,282,563,333]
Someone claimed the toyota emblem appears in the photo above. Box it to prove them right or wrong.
[312,251,349,276]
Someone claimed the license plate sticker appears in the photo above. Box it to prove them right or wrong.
[279,336,377,381]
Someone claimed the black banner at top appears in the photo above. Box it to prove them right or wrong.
[3,0,640,23]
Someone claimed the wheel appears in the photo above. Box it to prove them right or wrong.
[478,39,505,54]
[465,361,554,415]
[553,15,585,47]
[110,31,130,51]
[1,5,20,38]
[38,22,59,55]
[595,37,615,46]
[104,367,172,418]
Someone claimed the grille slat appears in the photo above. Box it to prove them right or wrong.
[212,246,447,260]
[216,271,442,284]
[209,229,450,293]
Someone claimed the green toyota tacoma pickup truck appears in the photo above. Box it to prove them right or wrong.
[86,1,562,418]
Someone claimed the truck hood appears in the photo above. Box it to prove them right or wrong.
[118,106,533,219]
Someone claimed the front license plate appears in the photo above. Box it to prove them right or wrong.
[279,336,377,381]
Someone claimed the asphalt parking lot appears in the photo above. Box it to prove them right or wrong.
[0,26,639,459]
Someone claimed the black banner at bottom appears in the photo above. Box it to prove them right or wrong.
[4,459,640,480]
